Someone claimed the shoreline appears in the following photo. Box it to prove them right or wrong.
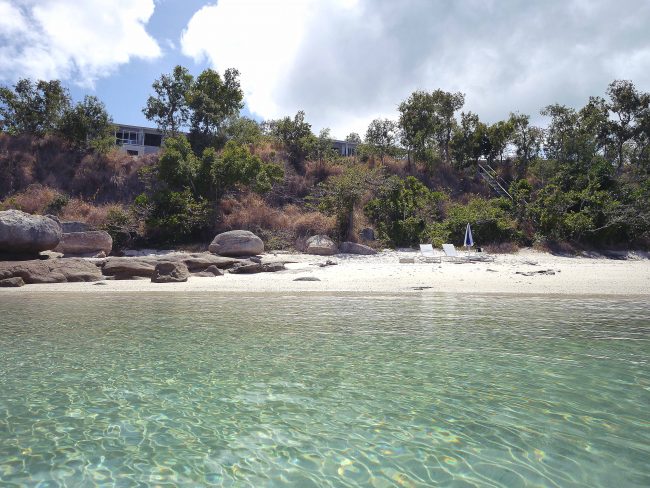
[1,249,648,296]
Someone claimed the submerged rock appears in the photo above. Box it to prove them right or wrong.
[0,210,62,255]
[209,230,264,257]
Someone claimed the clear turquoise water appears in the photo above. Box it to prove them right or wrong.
[0,293,648,487]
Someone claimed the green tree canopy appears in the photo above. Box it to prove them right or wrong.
[142,66,194,135]
[0,79,70,135]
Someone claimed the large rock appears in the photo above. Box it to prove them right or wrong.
[0,277,25,287]
[0,258,103,284]
[359,228,375,241]
[54,231,113,256]
[151,261,190,283]
[102,257,158,279]
[61,221,93,233]
[209,230,264,257]
[340,241,377,255]
[305,235,338,256]
[0,210,62,254]
[178,253,241,271]
[229,261,286,274]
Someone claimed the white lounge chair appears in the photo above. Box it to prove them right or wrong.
[419,244,441,263]
[442,243,464,262]
[443,243,494,262]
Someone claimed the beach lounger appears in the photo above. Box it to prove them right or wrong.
[419,244,442,263]
[442,243,495,262]
[442,243,463,262]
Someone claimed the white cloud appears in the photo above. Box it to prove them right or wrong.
[182,0,650,138]
[0,0,161,86]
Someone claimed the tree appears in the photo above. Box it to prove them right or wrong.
[317,166,383,240]
[365,118,398,163]
[486,120,514,165]
[58,96,115,153]
[605,80,650,170]
[142,65,194,135]
[269,110,315,170]
[0,79,70,134]
[311,128,336,165]
[365,176,446,246]
[345,132,362,144]
[398,89,465,167]
[508,112,542,177]
[188,68,244,152]
[210,141,283,200]
[450,111,490,169]
[157,134,201,194]
[226,116,263,147]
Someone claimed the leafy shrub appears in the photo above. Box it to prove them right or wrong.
[139,189,213,244]
[442,197,520,245]
[365,176,447,246]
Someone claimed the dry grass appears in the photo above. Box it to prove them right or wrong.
[0,184,62,214]
[0,133,154,203]
[59,200,128,228]
[219,193,336,245]
[484,242,520,254]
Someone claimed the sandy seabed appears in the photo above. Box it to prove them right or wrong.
[1,248,649,296]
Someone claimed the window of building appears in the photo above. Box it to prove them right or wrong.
[116,131,138,145]
[144,133,162,147]
[126,149,139,156]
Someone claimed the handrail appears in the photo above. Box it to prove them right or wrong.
[477,163,513,201]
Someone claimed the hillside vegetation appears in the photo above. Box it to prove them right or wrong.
[1,68,648,253]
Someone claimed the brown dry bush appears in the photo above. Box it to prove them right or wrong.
[0,184,63,214]
[71,150,153,202]
[304,160,345,183]
[219,194,290,231]
[218,193,336,247]
[484,242,520,254]
[59,199,128,228]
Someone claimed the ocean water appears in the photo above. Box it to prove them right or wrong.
[0,293,648,487]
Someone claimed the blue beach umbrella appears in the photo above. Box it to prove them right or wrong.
[464,223,474,248]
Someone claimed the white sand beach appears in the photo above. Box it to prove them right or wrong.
[2,248,649,296]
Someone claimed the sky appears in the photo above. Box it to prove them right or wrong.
[1,0,650,139]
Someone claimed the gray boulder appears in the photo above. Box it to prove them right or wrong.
[0,258,103,284]
[151,261,190,283]
[178,253,241,271]
[340,241,377,255]
[0,277,25,287]
[0,210,62,254]
[229,261,286,274]
[209,230,264,257]
[359,228,375,241]
[192,264,224,277]
[305,235,338,256]
[61,221,93,233]
[102,257,158,279]
[54,230,113,256]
